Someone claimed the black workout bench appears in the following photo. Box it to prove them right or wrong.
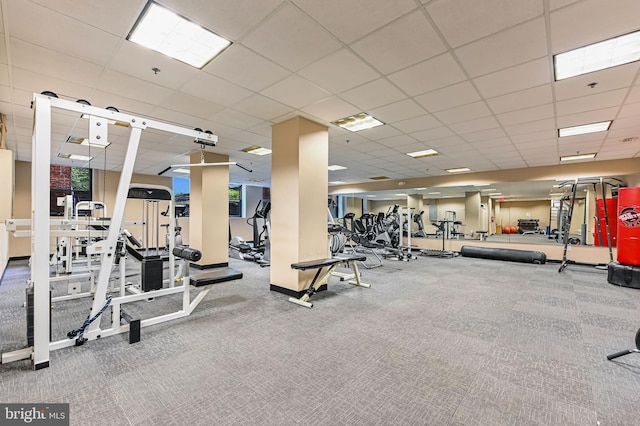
[190,267,243,287]
[288,255,370,308]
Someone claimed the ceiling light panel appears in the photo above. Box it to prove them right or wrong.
[406,149,440,158]
[554,30,640,80]
[446,167,471,173]
[128,2,232,69]
[332,113,384,132]
[560,153,597,162]
[558,121,611,137]
[328,165,347,171]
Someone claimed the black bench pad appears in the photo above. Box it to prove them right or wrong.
[191,267,243,287]
[291,255,367,271]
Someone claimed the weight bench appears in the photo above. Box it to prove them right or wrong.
[190,267,243,287]
[288,255,370,308]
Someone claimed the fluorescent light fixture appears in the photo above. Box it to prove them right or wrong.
[560,153,597,162]
[173,168,191,174]
[488,193,502,196]
[366,195,377,197]
[474,183,490,186]
[415,187,426,190]
[549,193,565,197]
[128,2,231,69]
[394,194,406,196]
[332,113,384,132]
[66,136,110,148]
[481,188,497,192]
[559,121,611,137]
[406,149,440,158]
[554,30,640,80]
[328,165,347,171]
[58,153,93,161]
[329,181,345,185]
[428,192,440,195]
[241,145,272,156]
[446,167,471,173]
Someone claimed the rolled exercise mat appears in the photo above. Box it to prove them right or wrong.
[617,187,640,266]
[460,245,547,264]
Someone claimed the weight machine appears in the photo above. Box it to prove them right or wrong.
[557,177,623,273]
[1,92,220,370]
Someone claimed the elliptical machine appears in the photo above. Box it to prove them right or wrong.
[229,200,271,267]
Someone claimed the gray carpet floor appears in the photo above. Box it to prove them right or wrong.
[1,254,639,425]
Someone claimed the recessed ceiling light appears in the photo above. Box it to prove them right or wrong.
[559,121,611,137]
[428,192,440,195]
[332,113,384,132]
[57,153,93,162]
[173,168,191,174]
[554,30,640,80]
[481,188,497,192]
[328,164,347,171]
[406,149,440,158]
[241,145,272,156]
[128,1,231,69]
[446,167,471,173]
[560,153,597,162]
[66,135,110,148]
[329,181,346,185]
[366,195,377,197]
[394,194,406,196]
[414,187,426,190]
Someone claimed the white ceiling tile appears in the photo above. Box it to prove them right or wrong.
[292,0,418,44]
[486,85,553,114]
[181,72,253,106]
[411,126,455,142]
[388,53,467,96]
[454,17,547,78]
[211,109,264,130]
[549,0,581,11]
[616,102,640,119]
[298,49,380,93]
[414,81,481,113]
[556,89,628,117]
[427,0,543,48]
[8,1,121,67]
[392,114,442,134]
[368,99,427,124]
[497,104,554,127]
[10,68,93,102]
[10,39,104,87]
[433,102,492,125]
[300,96,359,123]
[234,94,293,121]
[511,130,558,144]
[97,70,173,106]
[242,3,341,71]
[550,0,640,54]
[449,116,500,134]
[356,124,402,140]
[204,45,290,92]
[28,0,142,37]
[473,58,551,98]
[339,78,406,111]
[89,90,156,116]
[261,74,330,109]
[554,64,640,101]
[351,10,446,74]
[504,118,556,136]
[462,128,508,142]
[556,107,619,128]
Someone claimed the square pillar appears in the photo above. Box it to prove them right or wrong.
[0,149,14,276]
[270,116,328,295]
[189,151,230,268]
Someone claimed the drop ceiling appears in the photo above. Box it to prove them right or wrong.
[1,0,640,199]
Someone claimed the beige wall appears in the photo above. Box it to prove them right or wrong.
[9,160,31,258]
[496,200,551,231]
[0,150,14,272]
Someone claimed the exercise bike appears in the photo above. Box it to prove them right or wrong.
[229,201,271,267]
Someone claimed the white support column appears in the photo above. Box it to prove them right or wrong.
[31,95,52,370]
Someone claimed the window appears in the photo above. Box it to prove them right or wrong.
[50,165,92,216]
[171,177,242,217]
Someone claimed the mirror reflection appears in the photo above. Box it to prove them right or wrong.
[329,176,627,247]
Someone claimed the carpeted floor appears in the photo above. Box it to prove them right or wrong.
[1,254,639,425]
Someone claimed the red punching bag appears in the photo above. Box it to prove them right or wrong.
[594,198,617,247]
[617,187,640,266]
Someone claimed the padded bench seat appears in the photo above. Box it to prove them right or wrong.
[288,255,370,308]
[190,267,243,287]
